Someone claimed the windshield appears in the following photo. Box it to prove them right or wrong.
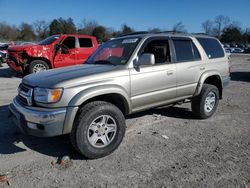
[86,37,141,65]
[38,35,60,45]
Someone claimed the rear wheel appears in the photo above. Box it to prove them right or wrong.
[29,60,49,74]
[191,84,219,119]
[70,101,125,159]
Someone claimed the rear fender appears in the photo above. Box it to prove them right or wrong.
[194,70,222,97]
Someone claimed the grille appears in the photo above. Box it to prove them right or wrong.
[18,83,33,106]
[17,95,28,105]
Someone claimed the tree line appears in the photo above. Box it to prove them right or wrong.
[201,15,250,45]
[0,18,135,44]
[0,15,249,45]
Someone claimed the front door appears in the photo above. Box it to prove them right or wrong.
[54,36,77,68]
[130,38,177,112]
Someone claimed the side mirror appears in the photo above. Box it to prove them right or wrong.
[54,43,60,52]
[61,46,69,54]
[138,53,155,65]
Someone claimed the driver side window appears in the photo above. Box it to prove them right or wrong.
[62,37,76,49]
[141,39,171,64]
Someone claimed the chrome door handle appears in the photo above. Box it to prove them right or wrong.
[200,67,205,70]
[167,70,174,75]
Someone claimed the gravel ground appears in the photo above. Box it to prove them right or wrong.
[0,54,249,188]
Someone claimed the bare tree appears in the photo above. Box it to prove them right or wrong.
[33,20,49,39]
[202,20,213,35]
[172,22,187,33]
[17,22,36,41]
[214,15,230,38]
[227,21,242,30]
[78,19,98,35]
[0,22,19,41]
[148,28,161,33]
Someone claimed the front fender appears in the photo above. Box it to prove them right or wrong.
[68,84,131,108]
[62,85,131,134]
[24,45,53,65]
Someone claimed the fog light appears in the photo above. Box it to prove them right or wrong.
[27,122,37,129]
[27,122,45,130]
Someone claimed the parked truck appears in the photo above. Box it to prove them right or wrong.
[7,34,98,74]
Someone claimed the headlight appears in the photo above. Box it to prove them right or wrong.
[34,87,63,103]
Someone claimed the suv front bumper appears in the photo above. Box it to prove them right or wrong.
[9,97,67,137]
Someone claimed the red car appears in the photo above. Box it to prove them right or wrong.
[7,34,98,74]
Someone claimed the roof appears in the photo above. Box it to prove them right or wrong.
[115,31,214,40]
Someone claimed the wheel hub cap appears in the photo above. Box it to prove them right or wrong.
[204,91,216,113]
[87,115,117,148]
[33,64,47,73]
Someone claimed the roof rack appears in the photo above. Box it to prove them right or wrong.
[191,32,209,35]
[118,31,149,37]
[153,30,187,34]
[117,30,190,38]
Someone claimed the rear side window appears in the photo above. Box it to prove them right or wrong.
[196,37,224,59]
[173,39,201,62]
[79,38,93,48]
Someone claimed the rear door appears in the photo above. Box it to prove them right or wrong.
[54,36,77,68]
[172,37,203,98]
[76,37,96,64]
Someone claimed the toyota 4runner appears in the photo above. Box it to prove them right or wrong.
[9,32,230,158]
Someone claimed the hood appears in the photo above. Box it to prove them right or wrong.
[23,64,123,88]
[8,44,52,59]
[8,44,35,52]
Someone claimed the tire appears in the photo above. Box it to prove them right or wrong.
[191,84,219,119]
[70,101,126,159]
[29,60,49,74]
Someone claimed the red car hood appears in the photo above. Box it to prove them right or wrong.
[8,44,36,52]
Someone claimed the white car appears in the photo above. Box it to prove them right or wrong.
[231,48,244,53]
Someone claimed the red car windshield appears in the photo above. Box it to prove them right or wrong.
[38,35,60,45]
[86,37,141,65]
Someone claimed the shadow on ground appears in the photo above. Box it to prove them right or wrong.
[0,104,82,159]
[230,71,250,82]
[0,103,195,159]
[0,66,23,78]
[127,105,197,120]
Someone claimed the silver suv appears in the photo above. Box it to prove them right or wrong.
[9,32,230,158]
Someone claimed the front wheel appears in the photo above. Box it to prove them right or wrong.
[191,84,219,119]
[70,101,126,159]
[29,60,49,74]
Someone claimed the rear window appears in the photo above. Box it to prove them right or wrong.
[79,38,93,48]
[196,37,224,59]
[173,39,201,62]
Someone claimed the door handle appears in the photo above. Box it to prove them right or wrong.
[167,70,174,75]
[200,67,205,70]
[71,51,79,55]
